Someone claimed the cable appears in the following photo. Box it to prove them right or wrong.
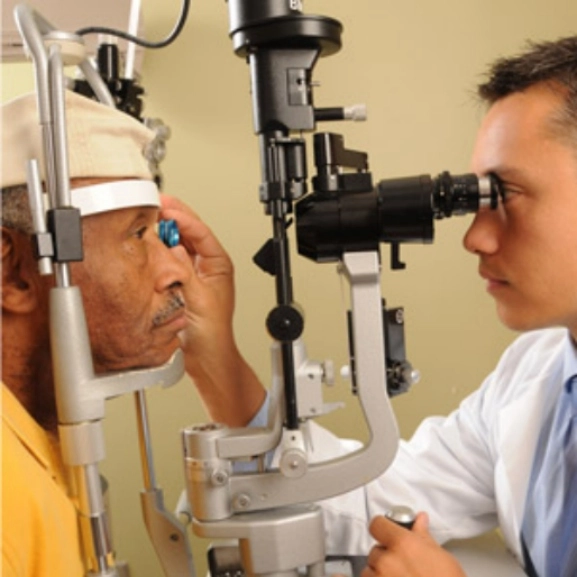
[75,0,190,49]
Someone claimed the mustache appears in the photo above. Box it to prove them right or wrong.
[152,291,186,327]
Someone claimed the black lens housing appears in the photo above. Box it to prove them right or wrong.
[296,172,500,263]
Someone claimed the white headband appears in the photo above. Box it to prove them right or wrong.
[71,180,160,217]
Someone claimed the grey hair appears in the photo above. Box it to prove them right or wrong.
[1,185,34,235]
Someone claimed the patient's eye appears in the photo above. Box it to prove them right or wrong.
[134,226,148,239]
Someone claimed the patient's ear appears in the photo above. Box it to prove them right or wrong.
[2,228,42,313]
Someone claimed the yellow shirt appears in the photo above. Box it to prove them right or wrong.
[2,384,84,576]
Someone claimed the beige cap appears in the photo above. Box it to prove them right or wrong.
[1,90,155,189]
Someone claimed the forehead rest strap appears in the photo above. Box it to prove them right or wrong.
[71,180,159,217]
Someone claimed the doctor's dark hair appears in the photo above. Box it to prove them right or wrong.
[478,36,577,141]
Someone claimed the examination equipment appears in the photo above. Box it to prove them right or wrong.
[183,4,499,577]
[10,1,500,577]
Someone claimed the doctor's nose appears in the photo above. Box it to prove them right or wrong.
[463,208,501,256]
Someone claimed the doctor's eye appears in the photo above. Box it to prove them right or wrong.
[490,174,519,205]
[499,185,521,205]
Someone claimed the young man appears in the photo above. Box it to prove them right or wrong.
[345,36,577,577]
[203,35,577,577]
[1,90,265,575]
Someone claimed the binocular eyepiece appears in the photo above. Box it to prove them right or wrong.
[296,170,501,263]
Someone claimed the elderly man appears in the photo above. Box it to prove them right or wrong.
[1,90,264,575]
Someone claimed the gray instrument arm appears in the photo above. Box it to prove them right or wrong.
[184,251,399,519]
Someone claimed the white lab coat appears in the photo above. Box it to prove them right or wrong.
[304,327,573,565]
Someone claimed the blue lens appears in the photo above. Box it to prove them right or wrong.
[159,219,180,247]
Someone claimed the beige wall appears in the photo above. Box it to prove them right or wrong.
[3,0,576,575]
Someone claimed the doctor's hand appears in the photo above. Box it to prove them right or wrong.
[362,513,467,577]
[160,194,266,426]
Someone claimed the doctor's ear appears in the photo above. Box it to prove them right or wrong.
[1,227,44,313]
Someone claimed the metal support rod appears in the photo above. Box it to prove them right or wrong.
[72,462,117,576]
[14,5,58,208]
[280,342,298,430]
[134,390,157,490]
[26,159,54,276]
[48,45,71,208]
[260,128,301,430]
[79,60,116,107]
[135,392,197,577]
[48,44,73,289]
[271,207,299,430]
[125,0,141,80]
